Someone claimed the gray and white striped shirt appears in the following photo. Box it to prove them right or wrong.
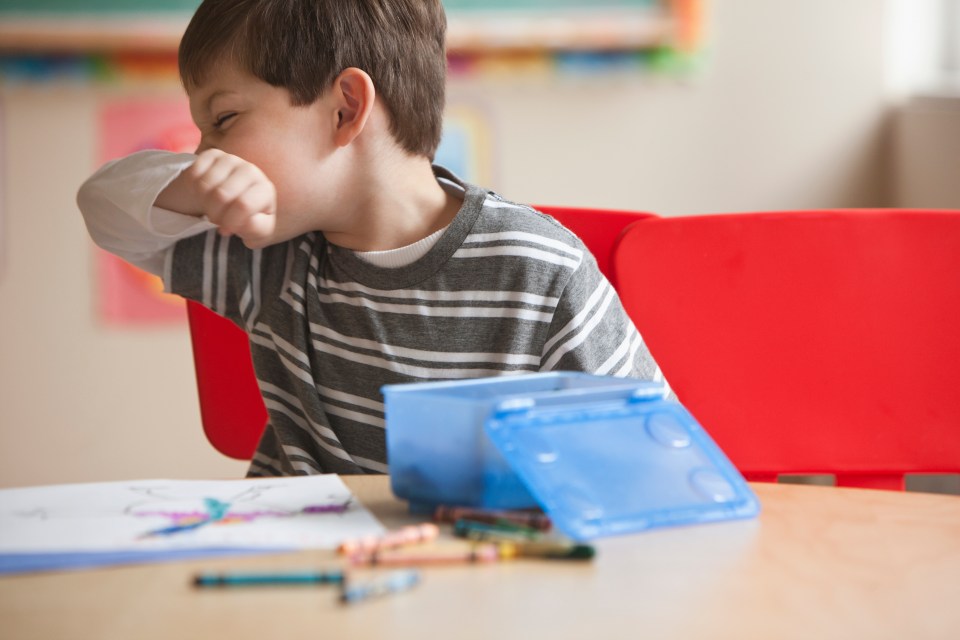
[79,154,662,476]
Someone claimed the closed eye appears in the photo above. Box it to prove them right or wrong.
[213,112,237,130]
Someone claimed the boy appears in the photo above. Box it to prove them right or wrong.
[77,0,666,477]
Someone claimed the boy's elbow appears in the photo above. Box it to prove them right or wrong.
[77,178,99,217]
[76,180,113,247]
[77,177,102,226]
[76,177,135,254]
[76,170,115,220]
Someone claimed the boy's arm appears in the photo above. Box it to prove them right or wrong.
[542,252,671,392]
[156,148,278,246]
[77,148,278,276]
[77,150,215,276]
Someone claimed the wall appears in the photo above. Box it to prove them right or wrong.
[465,0,888,214]
[893,94,960,207]
[0,0,891,488]
[0,88,249,487]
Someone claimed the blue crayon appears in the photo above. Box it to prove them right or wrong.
[340,570,421,604]
[193,570,345,587]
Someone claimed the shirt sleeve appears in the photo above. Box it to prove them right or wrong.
[76,149,216,276]
[540,248,669,389]
[165,228,289,331]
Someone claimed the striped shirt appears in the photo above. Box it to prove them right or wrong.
[80,154,662,477]
[167,168,660,476]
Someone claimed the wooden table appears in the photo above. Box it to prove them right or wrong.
[2,478,959,640]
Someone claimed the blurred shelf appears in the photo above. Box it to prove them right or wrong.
[447,8,675,53]
[0,16,187,54]
[0,8,676,55]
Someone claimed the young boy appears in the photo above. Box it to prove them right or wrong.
[77,0,666,477]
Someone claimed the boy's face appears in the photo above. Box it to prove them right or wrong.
[187,61,342,239]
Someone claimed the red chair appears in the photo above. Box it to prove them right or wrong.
[536,206,658,288]
[613,209,960,490]
[187,206,657,460]
[186,300,266,460]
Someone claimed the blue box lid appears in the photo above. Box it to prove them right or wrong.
[484,390,760,540]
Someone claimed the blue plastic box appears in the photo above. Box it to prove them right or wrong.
[383,372,759,539]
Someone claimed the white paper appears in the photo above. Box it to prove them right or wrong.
[0,475,384,553]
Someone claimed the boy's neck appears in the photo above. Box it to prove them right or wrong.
[323,153,462,253]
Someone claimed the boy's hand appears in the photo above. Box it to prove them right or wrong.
[159,149,277,249]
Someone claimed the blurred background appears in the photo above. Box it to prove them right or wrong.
[0,0,958,488]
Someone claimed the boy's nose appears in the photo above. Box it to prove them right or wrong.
[194,137,217,154]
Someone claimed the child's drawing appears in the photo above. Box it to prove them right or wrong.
[0,476,384,554]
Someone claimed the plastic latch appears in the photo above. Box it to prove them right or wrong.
[493,397,537,417]
[628,385,668,403]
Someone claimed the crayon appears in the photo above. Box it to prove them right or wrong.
[302,501,352,514]
[350,540,594,566]
[351,544,501,567]
[433,505,552,531]
[340,570,421,604]
[498,541,595,561]
[193,570,345,587]
[337,522,440,556]
[453,518,541,542]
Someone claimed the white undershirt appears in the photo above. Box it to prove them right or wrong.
[352,225,449,268]
[352,177,464,268]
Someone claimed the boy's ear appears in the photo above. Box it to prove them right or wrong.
[332,67,375,148]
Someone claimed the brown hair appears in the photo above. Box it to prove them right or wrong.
[179,0,447,159]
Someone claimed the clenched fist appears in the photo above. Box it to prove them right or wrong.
[162,149,278,249]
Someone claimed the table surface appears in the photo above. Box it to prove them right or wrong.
[2,477,959,640]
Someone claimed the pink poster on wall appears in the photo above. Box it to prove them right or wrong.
[96,99,199,325]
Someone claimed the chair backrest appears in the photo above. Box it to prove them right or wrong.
[187,301,267,460]
[187,206,657,460]
[535,205,659,288]
[613,209,960,490]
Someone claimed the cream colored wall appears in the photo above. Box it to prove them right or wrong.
[0,89,249,487]
[464,0,888,214]
[0,0,891,488]
[893,94,960,207]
